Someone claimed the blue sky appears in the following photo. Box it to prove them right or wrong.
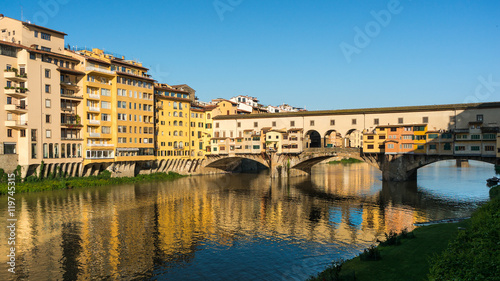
[4,0,500,110]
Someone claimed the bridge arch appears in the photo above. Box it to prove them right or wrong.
[305,130,322,148]
[344,129,362,148]
[324,129,342,148]
[203,155,269,173]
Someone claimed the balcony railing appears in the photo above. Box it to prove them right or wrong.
[87,143,114,147]
[86,66,116,75]
[60,81,78,87]
[89,133,101,138]
[88,120,100,125]
[61,93,83,99]
[88,107,100,112]
[4,71,28,81]
[5,104,27,112]
[88,94,100,100]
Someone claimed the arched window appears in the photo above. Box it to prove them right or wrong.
[173,111,178,117]
[77,144,82,157]
[43,143,48,158]
[173,121,178,126]
[179,112,183,117]
[173,141,178,148]
[72,144,76,158]
[61,143,66,158]
[207,113,211,119]
[179,121,183,126]
[67,144,71,157]
[179,131,183,137]
[173,131,178,136]
[49,143,54,158]
[54,144,59,158]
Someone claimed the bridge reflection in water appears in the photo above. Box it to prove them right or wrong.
[0,162,491,280]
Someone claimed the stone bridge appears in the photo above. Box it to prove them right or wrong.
[362,152,499,181]
[201,148,350,178]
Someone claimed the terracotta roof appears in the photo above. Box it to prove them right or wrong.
[116,71,155,82]
[57,67,85,76]
[23,22,67,36]
[154,85,189,94]
[155,95,190,102]
[111,58,149,70]
[287,128,304,132]
[0,41,79,62]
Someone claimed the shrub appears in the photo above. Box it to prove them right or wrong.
[359,245,381,261]
[428,198,500,280]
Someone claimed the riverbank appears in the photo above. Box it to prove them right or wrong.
[327,158,364,164]
[309,185,500,281]
[0,171,186,195]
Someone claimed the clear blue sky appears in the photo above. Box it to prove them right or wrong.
[4,0,500,110]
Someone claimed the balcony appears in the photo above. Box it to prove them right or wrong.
[87,143,114,147]
[61,106,75,112]
[5,120,28,129]
[4,70,28,82]
[61,137,84,141]
[61,93,83,100]
[60,81,79,89]
[88,120,101,125]
[5,104,28,114]
[88,94,100,100]
[61,122,83,128]
[86,66,116,76]
[88,133,101,138]
[4,87,28,98]
[156,104,164,110]
[88,107,100,112]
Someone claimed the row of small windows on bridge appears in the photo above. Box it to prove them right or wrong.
[218,115,485,128]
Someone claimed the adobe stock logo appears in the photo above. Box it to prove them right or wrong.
[32,0,71,26]
[213,0,243,22]
[339,0,405,63]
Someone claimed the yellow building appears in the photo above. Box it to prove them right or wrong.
[69,48,155,166]
[412,124,428,154]
[155,83,192,159]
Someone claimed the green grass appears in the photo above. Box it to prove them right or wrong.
[328,158,364,165]
[0,171,186,195]
[309,221,469,281]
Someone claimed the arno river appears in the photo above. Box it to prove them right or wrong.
[0,161,495,280]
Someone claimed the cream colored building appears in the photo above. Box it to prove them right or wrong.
[0,16,83,176]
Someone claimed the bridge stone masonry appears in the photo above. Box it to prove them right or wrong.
[211,102,500,181]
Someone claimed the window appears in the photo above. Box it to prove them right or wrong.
[41,46,51,52]
[310,120,315,126]
[45,84,51,93]
[7,129,12,137]
[330,119,335,126]
[352,119,357,125]
[374,118,379,125]
[254,122,258,128]
[46,115,51,123]
[290,121,295,127]
[46,130,52,138]
[455,146,466,151]
[471,134,481,140]
[476,114,483,122]
[30,53,36,60]
[367,145,374,149]
[45,99,51,108]
[429,144,437,150]
[237,122,241,128]
[398,117,403,124]
[423,117,429,123]
[45,69,51,78]
[272,121,276,127]
[34,30,39,37]
[471,146,480,151]
[387,144,394,149]
[41,32,51,40]
[485,146,494,152]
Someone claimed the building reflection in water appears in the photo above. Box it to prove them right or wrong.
[0,163,487,280]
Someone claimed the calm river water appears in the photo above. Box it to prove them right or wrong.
[0,161,496,281]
